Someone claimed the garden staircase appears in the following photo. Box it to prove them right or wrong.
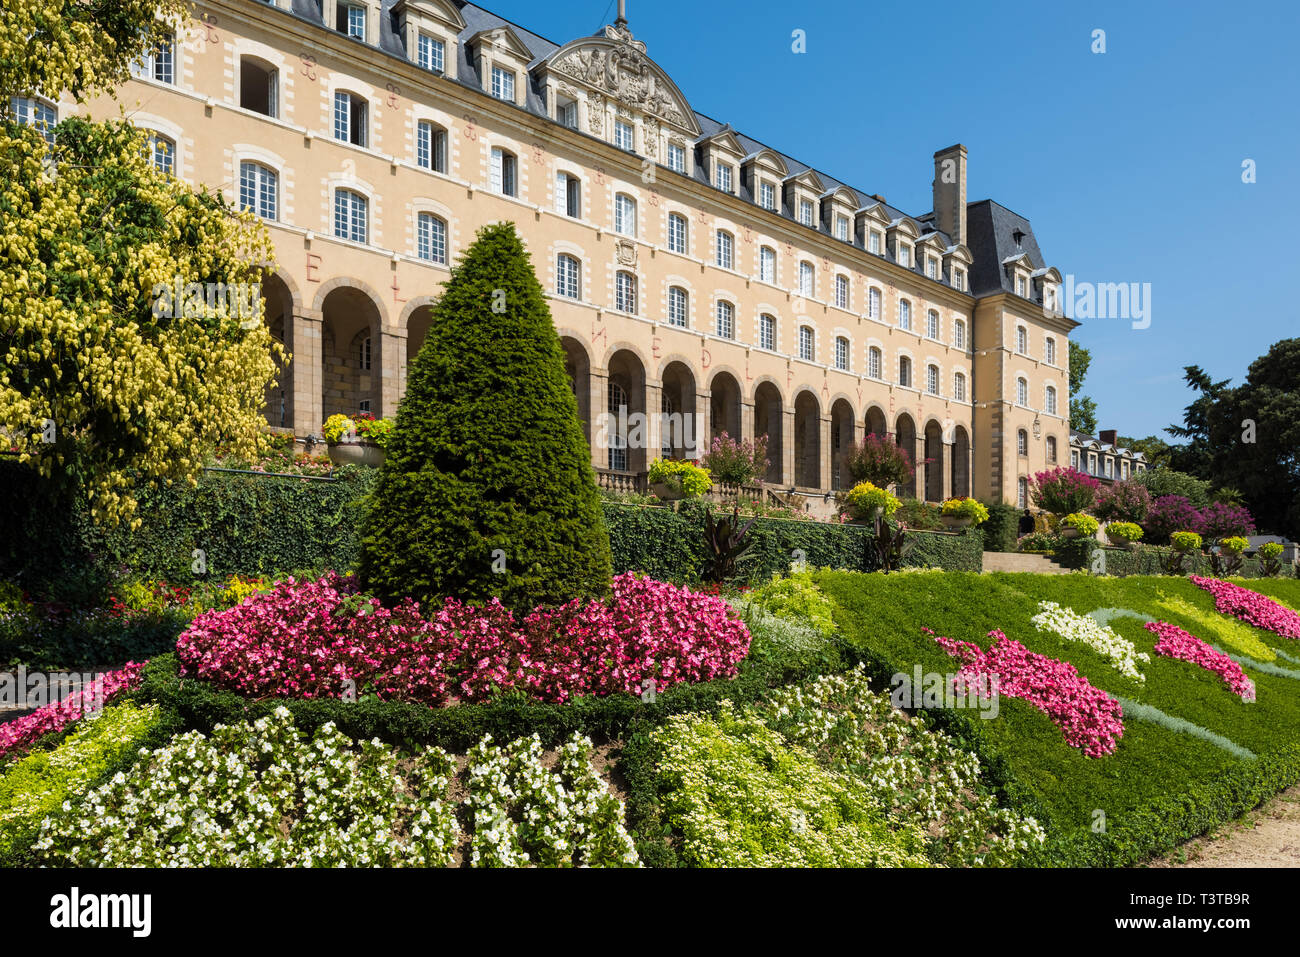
[981,551,1071,575]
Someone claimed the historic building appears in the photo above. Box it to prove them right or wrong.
[1068,429,1148,488]
[60,0,1077,506]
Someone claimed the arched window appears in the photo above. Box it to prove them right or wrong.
[898,299,912,330]
[615,271,637,314]
[835,336,850,371]
[1046,435,1058,463]
[133,35,176,84]
[953,371,967,402]
[333,188,367,243]
[333,90,366,145]
[1045,384,1058,415]
[834,274,849,309]
[868,346,882,380]
[954,319,967,350]
[667,213,687,253]
[667,286,688,326]
[716,301,735,339]
[359,335,372,371]
[417,120,448,173]
[1017,477,1029,508]
[899,355,912,388]
[1016,325,1028,355]
[759,314,776,351]
[1045,336,1057,365]
[715,230,734,269]
[239,161,277,219]
[239,58,277,117]
[927,309,940,340]
[798,261,815,297]
[148,134,176,175]
[926,364,940,395]
[1017,429,1029,456]
[1017,377,1029,406]
[759,246,776,283]
[798,326,815,361]
[555,253,580,298]
[868,287,882,320]
[10,96,57,144]
[490,147,517,196]
[416,213,447,265]
[614,193,637,236]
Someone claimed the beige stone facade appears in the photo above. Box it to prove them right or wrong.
[64,0,1078,505]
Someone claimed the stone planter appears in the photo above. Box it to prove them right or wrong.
[650,480,686,501]
[1106,532,1137,551]
[941,515,973,530]
[327,439,386,467]
[1060,527,1081,539]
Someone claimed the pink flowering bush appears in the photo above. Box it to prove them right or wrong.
[924,627,1125,757]
[176,573,751,706]
[1144,620,1254,700]
[0,662,145,757]
[1191,576,1300,640]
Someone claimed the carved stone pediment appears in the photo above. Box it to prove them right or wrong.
[547,36,699,135]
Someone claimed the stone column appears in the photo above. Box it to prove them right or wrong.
[380,329,407,417]
[290,311,323,439]
[781,407,796,488]
[589,368,609,470]
[740,399,755,447]
[818,414,833,494]
[645,381,664,463]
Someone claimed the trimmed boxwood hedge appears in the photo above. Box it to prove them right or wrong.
[0,461,981,600]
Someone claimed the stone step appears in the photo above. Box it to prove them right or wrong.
[981,551,1071,575]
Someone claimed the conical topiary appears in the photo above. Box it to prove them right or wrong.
[358,222,612,611]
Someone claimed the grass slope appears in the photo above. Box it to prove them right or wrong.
[814,570,1300,865]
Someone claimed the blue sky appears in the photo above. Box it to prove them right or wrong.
[486,0,1300,439]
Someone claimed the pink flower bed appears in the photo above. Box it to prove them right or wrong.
[1191,576,1300,640]
[924,627,1125,757]
[176,572,751,706]
[1143,620,1254,700]
[0,662,145,757]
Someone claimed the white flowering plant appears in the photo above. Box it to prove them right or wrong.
[1030,600,1151,683]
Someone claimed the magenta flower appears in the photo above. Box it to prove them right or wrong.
[1144,620,1254,699]
[1191,576,1300,640]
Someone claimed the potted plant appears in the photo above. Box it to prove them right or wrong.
[1059,512,1099,540]
[1105,521,1144,550]
[1259,541,1285,578]
[940,497,989,529]
[323,413,393,467]
[1169,530,1203,553]
[841,481,901,523]
[648,458,712,501]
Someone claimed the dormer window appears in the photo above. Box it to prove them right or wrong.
[926,257,938,279]
[417,33,445,72]
[337,2,366,40]
[1016,275,1026,297]
[557,97,578,129]
[799,199,814,227]
[491,66,515,102]
[952,268,965,291]
[836,215,849,241]
[614,119,634,152]
[760,182,776,211]
[666,143,685,173]
[897,244,911,268]
[869,231,881,255]
[716,162,733,193]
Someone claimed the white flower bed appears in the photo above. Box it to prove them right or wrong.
[1030,600,1151,683]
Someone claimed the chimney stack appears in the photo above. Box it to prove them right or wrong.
[932,144,967,246]
[1099,429,1118,446]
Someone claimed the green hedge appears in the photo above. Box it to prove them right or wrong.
[0,460,981,600]
[981,503,1021,553]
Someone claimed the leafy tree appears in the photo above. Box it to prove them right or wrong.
[1029,467,1100,517]
[1165,365,1231,477]
[841,433,914,491]
[358,222,612,612]
[1068,342,1098,435]
[1118,434,1173,470]
[1132,468,1212,509]
[1,4,280,527]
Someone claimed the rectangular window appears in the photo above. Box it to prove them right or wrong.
[836,216,849,241]
[799,199,814,227]
[490,148,516,196]
[333,92,366,146]
[614,194,636,236]
[898,244,910,267]
[132,39,175,84]
[953,269,964,291]
[759,247,776,283]
[667,142,685,173]
[869,231,881,255]
[558,99,578,129]
[614,119,634,152]
[417,33,445,72]
[759,315,776,351]
[760,182,776,211]
[667,213,686,254]
[555,173,580,218]
[868,287,881,320]
[716,163,732,193]
[346,4,365,40]
[834,275,849,309]
[898,300,911,331]
[491,66,515,102]
[927,257,938,279]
